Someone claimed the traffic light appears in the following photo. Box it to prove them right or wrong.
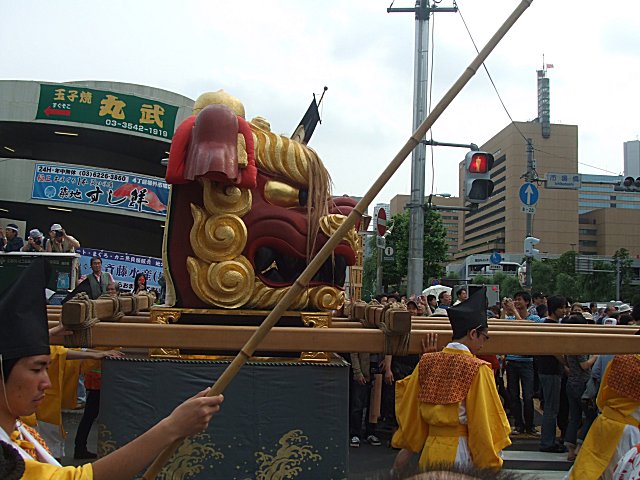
[463,151,495,203]
[524,236,540,257]
[614,176,640,192]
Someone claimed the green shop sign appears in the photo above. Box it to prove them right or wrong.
[36,84,179,140]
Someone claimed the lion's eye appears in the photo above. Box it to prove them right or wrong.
[264,180,307,208]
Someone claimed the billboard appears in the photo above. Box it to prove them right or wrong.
[32,163,169,217]
[36,83,178,140]
[77,247,162,293]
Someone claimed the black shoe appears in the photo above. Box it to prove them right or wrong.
[539,444,566,453]
[74,450,98,459]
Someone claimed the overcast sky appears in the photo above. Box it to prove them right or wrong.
[2,0,639,210]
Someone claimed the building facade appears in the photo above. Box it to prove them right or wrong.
[0,80,193,258]
[456,121,579,259]
[624,140,640,178]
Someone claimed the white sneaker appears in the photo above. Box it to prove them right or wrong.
[366,434,381,446]
[350,436,360,448]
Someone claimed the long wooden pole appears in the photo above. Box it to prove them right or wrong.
[142,2,533,477]
[49,322,640,355]
[329,321,639,334]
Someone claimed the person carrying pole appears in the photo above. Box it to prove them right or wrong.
[391,287,512,470]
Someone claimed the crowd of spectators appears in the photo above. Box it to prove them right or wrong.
[1,223,162,301]
[344,289,640,468]
[1,222,80,253]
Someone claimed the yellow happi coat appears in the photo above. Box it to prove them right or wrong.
[22,460,93,480]
[7,346,90,479]
[392,344,511,470]
[570,355,640,480]
[0,422,92,480]
[37,346,82,424]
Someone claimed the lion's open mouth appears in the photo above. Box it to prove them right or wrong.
[253,246,348,288]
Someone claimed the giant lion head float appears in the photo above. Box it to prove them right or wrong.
[163,90,359,311]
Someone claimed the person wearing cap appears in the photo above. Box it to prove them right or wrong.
[391,287,511,470]
[568,351,640,480]
[21,229,46,253]
[1,224,24,252]
[45,224,80,253]
[0,258,224,480]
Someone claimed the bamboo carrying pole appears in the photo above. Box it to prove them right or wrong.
[142,2,534,476]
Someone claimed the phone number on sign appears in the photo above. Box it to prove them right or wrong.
[104,119,169,137]
[78,170,127,182]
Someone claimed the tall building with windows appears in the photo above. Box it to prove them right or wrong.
[578,174,640,256]
[578,174,634,214]
[456,121,579,259]
[624,140,640,178]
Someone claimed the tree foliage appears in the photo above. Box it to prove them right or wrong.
[362,236,378,300]
[362,208,449,294]
[528,248,635,303]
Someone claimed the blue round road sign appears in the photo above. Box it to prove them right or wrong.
[519,183,539,206]
[490,252,502,265]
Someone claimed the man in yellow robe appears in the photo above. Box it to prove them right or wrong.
[569,354,640,480]
[0,258,224,480]
[392,286,512,471]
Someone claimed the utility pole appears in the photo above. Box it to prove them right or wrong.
[388,0,456,296]
[376,237,384,294]
[524,138,535,289]
[615,257,621,301]
[375,223,394,294]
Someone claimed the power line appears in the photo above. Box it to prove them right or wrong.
[456,5,623,180]
[577,162,620,175]
[456,3,530,145]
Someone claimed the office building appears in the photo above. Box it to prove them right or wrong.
[456,121,579,259]
[624,140,640,178]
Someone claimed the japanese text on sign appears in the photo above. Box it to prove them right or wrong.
[36,84,179,140]
[77,248,163,292]
[32,163,169,217]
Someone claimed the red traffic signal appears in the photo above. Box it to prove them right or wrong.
[463,150,495,204]
[467,152,493,174]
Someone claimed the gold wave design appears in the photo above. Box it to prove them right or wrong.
[308,286,345,311]
[245,279,310,310]
[202,180,252,217]
[319,214,360,254]
[190,204,247,263]
[98,427,222,480]
[159,433,224,480]
[97,424,117,457]
[246,279,343,311]
[251,127,317,187]
[255,429,322,480]
[187,255,255,308]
